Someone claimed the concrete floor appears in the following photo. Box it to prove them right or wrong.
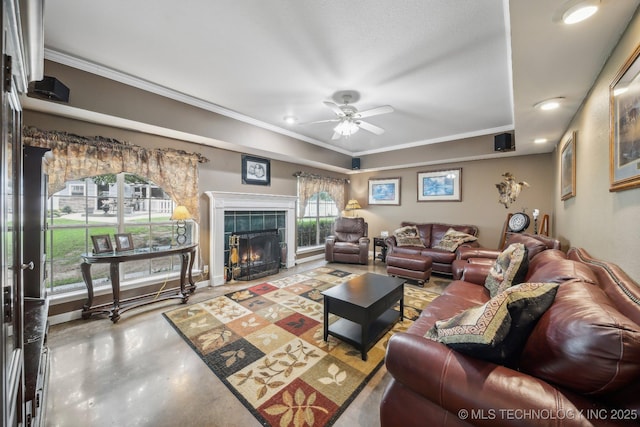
[44,259,450,427]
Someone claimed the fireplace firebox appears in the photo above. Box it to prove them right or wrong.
[230,229,281,281]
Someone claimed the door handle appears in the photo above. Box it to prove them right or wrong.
[20,261,34,271]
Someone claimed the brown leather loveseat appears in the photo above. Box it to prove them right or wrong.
[385,222,479,275]
[381,247,640,426]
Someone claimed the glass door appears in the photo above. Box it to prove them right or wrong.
[2,0,26,423]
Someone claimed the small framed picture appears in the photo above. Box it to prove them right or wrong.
[114,233,134,251]
[368,177,401,205]
[560,132,576,200]
[417,168,462,202]
[242,154,271,186]
[91,235,113,254]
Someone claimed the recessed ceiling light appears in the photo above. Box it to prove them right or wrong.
[534,97,565,111]
[283,116,297,125]
[534,138,548,144]
[560,0,600,25]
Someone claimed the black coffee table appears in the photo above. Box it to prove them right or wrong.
[322,272,405,361]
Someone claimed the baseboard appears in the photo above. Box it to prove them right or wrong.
[296,253,325,264]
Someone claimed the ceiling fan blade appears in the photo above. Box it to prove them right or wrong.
[357,105,394,119]
[357,120,385,135]
[331,131,342,140]
[298,118,340,125]
[323,101,345,116]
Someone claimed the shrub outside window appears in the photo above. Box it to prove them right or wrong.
[297,192,338,249]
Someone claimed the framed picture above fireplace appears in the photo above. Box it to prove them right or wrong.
[242,154,271,186]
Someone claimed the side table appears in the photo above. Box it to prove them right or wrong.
[373,237,388,263]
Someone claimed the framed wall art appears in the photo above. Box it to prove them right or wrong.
[91,235,113,254]
[242,154,271,186]
[368,177,401,205]
[610,44,640,192]
[417,168,461,202]
[114,233,134,251]
[560,132,576,200]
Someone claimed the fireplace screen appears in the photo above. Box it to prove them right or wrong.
[231,229,281,281]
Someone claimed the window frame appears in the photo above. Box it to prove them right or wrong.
[296,191,338,250]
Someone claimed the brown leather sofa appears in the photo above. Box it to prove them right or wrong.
[452,232,562,280]
[381,247,640,426]
[385,222,479,275]
[325,217,370,265]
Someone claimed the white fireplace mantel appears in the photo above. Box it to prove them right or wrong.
[206,191,298,286]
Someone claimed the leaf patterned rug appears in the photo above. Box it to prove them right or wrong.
[163,267,441,427]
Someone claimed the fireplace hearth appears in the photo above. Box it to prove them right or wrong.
[230,229,281,281]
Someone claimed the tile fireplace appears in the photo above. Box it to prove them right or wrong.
[206,191,297,286]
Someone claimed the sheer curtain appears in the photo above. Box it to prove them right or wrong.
[23,127,208,221]
[294,171,348,216]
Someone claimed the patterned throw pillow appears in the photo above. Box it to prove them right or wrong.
[393,225,425,247]
[424,282,559,365]
[484,243,529,298]
[432,227,478,252]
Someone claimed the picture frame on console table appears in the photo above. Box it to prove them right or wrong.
[560,132,576,200]
[610,44,640,192]
[114,233,134,251]
[91,235,113,254]
[242,154,271,186]
[368,177,401,205]
[417,168,462,202]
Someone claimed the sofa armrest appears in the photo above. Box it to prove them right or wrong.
[385,333,605,426]
[456,246,501,261]
[461,262,492,284]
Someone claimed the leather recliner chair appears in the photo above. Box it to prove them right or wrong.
[325,217,370,265]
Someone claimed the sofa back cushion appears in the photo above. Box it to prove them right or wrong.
[519,280,640,396]
[504,233,553,259]
[526,258,597,284]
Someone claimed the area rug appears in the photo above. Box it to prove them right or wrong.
[163,267,442,427]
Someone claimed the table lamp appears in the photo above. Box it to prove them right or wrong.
[345,199,362,217]
[171,205,192,245]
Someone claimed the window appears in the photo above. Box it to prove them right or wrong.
[45,172,192,295]
[297,191,338,249]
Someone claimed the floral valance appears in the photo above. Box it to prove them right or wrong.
[22,126,208,222]
[294,171,349,216]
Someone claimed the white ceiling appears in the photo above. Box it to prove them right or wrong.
[37,0,639,163]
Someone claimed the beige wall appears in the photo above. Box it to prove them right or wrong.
[553,13,640,281]
[24,111,349,270]
[349,154,554,249]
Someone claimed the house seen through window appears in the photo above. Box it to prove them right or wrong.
[297,191,338,249]
[46,172,192,295]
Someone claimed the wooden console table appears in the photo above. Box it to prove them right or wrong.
[80,244,197,323]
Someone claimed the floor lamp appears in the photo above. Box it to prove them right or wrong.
[345,199,362,217]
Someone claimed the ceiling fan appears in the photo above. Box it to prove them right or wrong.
[301,90,394,140]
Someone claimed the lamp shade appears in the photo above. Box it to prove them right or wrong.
[171,205,192,221]
[345,199,362,211]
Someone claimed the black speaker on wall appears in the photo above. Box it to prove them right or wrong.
[494,133,514,152]
[32,76,70,103]
[352,157,361,170]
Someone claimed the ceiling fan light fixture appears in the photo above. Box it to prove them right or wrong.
[334,120,360,137]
